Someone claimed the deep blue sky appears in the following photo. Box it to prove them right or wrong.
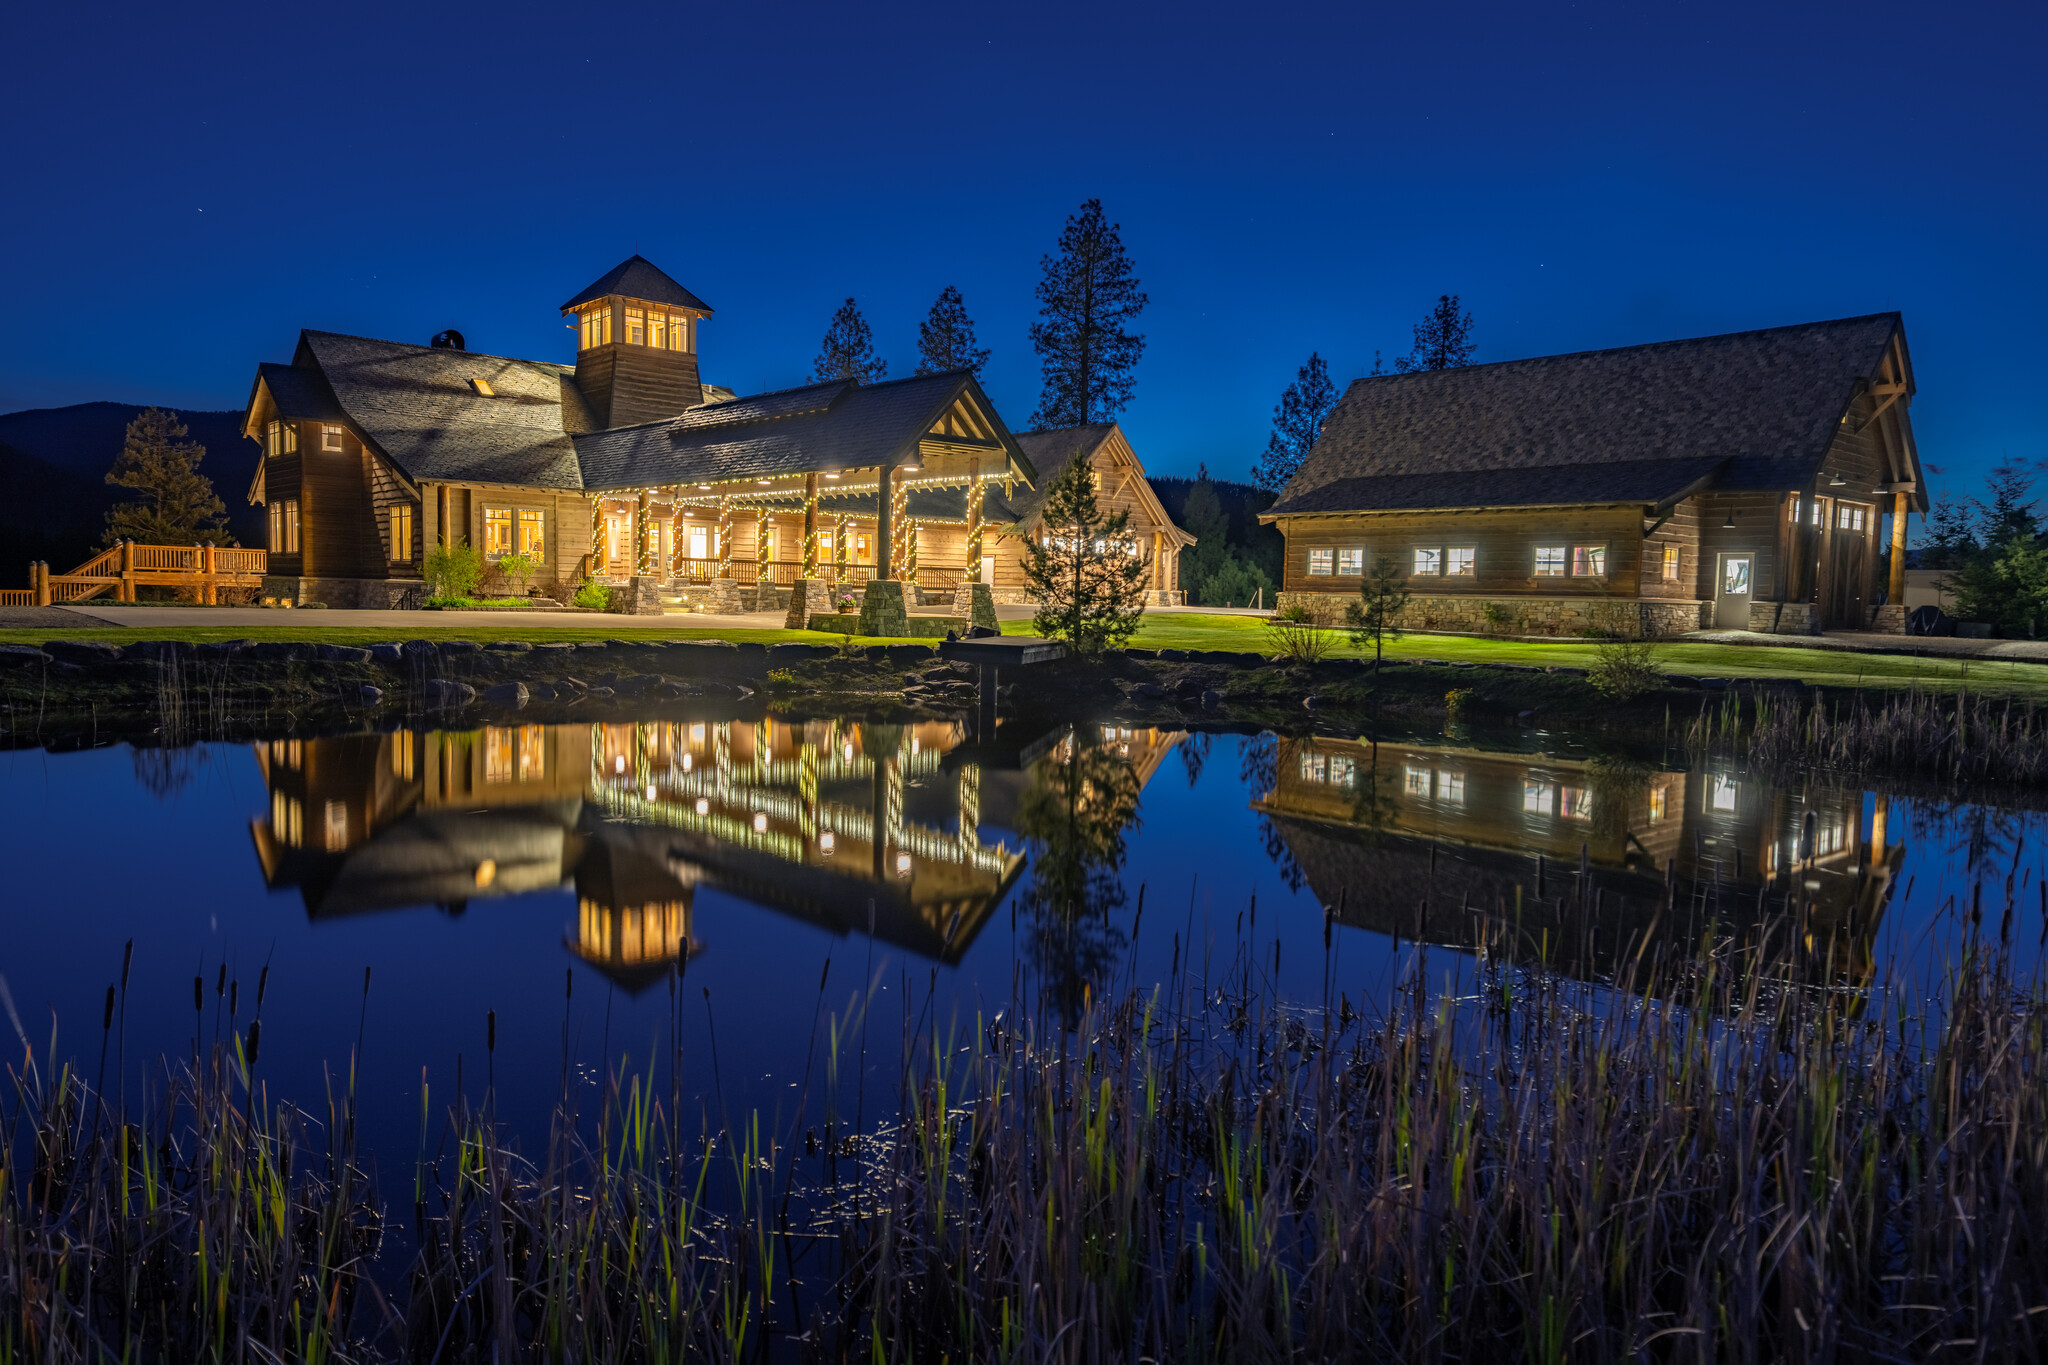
[4,1,2041,496]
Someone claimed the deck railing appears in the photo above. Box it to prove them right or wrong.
[15,541,269,606]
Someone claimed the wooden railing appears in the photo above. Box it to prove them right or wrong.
[18,541,269,606]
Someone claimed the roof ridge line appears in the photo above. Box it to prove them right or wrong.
[302,330,574,371]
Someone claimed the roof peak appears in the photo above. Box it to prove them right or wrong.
[560,256,714,314]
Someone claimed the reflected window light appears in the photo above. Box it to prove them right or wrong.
[820,831,836,854]
[1102,725,1117,740]
[911,737,920,755]
[681,753,692,772]
[1523,780,1555,815]
[645,784,658,800]
[695,798,710,815]
[1560,786,1594,821]
[690,723,706,744]
[614,755,627,774]
[895,852,913,876]
[1438,771,1466,804]
[753,811,768,832]
[1403,764,1432,797]
[1709,775,1739,813]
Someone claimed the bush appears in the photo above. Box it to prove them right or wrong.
[424,541,483,599]
[1444,686,1477,717]
[497,553,536,597]
[572,579,613,611]
[1266,607,1336,663]
[538,576,576,605]
[1586,637,1663,700]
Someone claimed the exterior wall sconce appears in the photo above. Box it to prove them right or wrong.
[1723,510,1737,529]
[1829,473,1847,487]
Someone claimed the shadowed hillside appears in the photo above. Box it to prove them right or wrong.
[0,403,259,579]
[1149,474,1284,601]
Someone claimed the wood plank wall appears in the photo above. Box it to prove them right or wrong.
[366,456,420,576]
[1277,506,1647,598]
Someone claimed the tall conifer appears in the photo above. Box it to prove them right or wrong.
[812,298,887,384]
[1393,295,1477,372]
[1028,199,1147,428]
[103,408,232,546]
[914,285,991,376]
[1250,352,1336,492]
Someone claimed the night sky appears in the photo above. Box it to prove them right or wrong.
[5,1,2040,495]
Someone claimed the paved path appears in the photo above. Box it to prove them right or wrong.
[1682,628,2048,663]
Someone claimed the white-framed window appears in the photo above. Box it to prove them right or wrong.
[1648,785,1668,821]
[1534,545,1566,576]
[650,313,667,350]
[1837,504,1867,532]
[1307,548,1335,576]
[1661,544,1681,581]
[1403,764,1432,797]
[1447,546,1475,576]
[1300,752,1327,781]
[1329,756,1356,789]
[1413,547,1443,576]
[265,420,300,456]
[1788,494,1802,524]
[625,307,646,346]
[670,315,690,351]
[483,507,514,557]
[1437,771,1466,805]
[1523,780,1555,815]
[517,509,544,557]
[1560,786,1594,821]
[1708,774,1739,813]
[321,424,344,452]
[1572,545,1607,576]
[1337,547,1364,575]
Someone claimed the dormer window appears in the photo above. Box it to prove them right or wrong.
[470,378,496,396]
[321,424,344,452]
[265,420,298,456]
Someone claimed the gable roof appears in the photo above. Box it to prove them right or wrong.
[1008,423,1196,545]
[574,369,1033,492]
[560,255,713,314]
[1268,314,1903,517]
[293,331,591,488]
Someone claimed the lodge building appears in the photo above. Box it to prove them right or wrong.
[1263,315,1927,635]
[243,255,1189,613]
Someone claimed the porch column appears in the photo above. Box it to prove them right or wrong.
[802,473,819,577]
[755,508,771,584]
[904,518,919,585]
[589,496,607,577]
[835,514,851,587]
[965,459,983,581]
[669,489,686,580]
[876,464,894,580]
[717,496,733,578]
[635,490,651,575]
[1152,530,1163,589]
[1888,492,1909,603]
[437,485,452,548]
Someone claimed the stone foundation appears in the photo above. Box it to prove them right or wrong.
[1143,589,1185,606]
[620,577,665,616]
[783,578,837,628]
[1774,603,1821,635]
[260,576,426,609]
[1869,604,1908,635]
[1275,592,1708,639]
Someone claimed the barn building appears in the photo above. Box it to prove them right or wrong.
[1262,315,1926,636]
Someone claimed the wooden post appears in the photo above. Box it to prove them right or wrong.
[34,561,50,607]
[965,460,983,581]
[835,514,850,588]
[876,464,894,580]
[755,508,771,584]
[802,473,819,578]
[202,543,217,605]
[120,540,134,602]
[669,491,686,581]
[1888,491,1909,603]
[635,490,651,576]
[589,496,607,576]
[437,485,452,548]
[1152,530,1163,590]
[717,496,733,579]
[904,518,919,586]
[890,475,909,579]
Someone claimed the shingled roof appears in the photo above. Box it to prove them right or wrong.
[294,332,592,488]
[1268,314,1903,517]
[560,255,713,314]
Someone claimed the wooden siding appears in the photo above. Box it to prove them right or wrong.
[571,295,704,428]
[1640,495,1702,601]
[1277,506,1647,598]
[366,455,420,576]
[300,425,384,579]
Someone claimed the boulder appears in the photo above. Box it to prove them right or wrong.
[1201,689,1226,710]
[0,645,51,668]
[767,642,834,664]
[248,642,312,662]
[486,641,534,654]
[1125,681,1167,701]
[369,643,404,664]
[316,644,373,663]
[437,639,482,654]
[196,639,257,659]
[44,640,123,665]
[1158,648,1189,662]
[484,682,530,708]
[424,679,477,707]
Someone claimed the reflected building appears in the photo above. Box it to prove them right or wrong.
[1253,736,1902,982]
[250,719,1026,982]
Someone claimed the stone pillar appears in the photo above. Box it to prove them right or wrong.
[802,473,819,578]
[965,460,983,581]
[717,496,733,578]
[876,464,894,580]
[755,508,771,584]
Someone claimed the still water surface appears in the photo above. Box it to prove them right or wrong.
[2,710,2040,1166]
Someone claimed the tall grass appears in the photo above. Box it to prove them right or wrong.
[6,922,2045,1362]
[1687,685,2048,785]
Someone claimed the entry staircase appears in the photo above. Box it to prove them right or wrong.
[1,542,268,607]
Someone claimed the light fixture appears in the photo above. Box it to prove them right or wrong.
[698,482,711,489]
[1829,473,1847,487]
[898,457,921,472]
[824,471,840,480]
[756,478,771,485]
[1723,510,1737,530]
[1873,481,1891,495]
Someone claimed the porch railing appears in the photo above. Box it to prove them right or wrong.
[10,542,268,607]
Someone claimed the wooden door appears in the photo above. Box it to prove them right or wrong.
[1822,501,1872,629]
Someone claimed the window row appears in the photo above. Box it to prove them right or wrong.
[1785,495,1873,532]
[578,305,693,353]
[268,499,301,554]
[1402,765,1467,804]
[1303,544,1619,579]
[483,507,547,559]
[262,422,347,455]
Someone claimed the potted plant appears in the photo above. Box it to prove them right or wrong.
[836,590,858,613]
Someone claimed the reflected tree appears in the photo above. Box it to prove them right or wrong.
[131,744,202,798]
[1238,735,1306,893]
[1015,728,1144,1027]
[1178,731,1211,788]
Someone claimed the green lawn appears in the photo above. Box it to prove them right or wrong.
[2,612,2041,697]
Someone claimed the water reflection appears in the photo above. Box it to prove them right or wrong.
[1253,736,1903,982]
[249,720,1030,980]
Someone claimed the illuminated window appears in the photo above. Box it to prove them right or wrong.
[625,307,646,345]
[670,315,690,351]
[389,732,415,781]
[390,504,414,562]
[1307,548,1334,576]
[323,800,348,851]
[321,424,344,452]
[270,790,302,847]
[1300,752,1327,782]
[1404,764,1432,796]
[516,508,545,557]
[1413,547,1443,576]
[1337,547,1364,575]
[1708,774,1739,813]
[1523,780,1555,815]
[517,724,546,781]
[1437,771,1466,804]
[482,507,513,557]
[484,727,515,783]
[649,313,667,350]
[1534,546,1566,576]
[1837,504,1866,532]
[1648,784,1668,821]
[1572,545,1607,576]
[1661,544,1681,581]
[1788,495,1802,524]
[1560,786,1594,821]
[1812,499,1824,526]
[1447,547,1475,576]
[580,306,612,349]
[1329,756,1356,789]
[268,500,300,554]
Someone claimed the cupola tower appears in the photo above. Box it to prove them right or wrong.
[560,256,714,429]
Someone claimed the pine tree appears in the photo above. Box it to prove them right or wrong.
[914,285,991,377]
[103,408,232,546]
[811,298,887,384]
[1393,295,1477,373]
[1974,459,2038,544]
[1020,452,1151,652]
[1250,351,1336,492]
[1028,199,1147,428]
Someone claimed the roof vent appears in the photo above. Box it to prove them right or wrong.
[431,329,466,351]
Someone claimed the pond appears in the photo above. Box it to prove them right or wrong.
[2,706,2039,1170]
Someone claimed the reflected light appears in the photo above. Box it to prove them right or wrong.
[614,755,627,774]
[645,784,658,800]
[681,753,692,772]
[753,812,768,832]
[820,831,836,853]
[695,798,709,815]
[843,742,854,761]
[474,859,496,888]
[895,852,912,876]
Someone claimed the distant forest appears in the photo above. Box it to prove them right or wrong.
[1150,472,1284,607]
[0,403,258,578]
